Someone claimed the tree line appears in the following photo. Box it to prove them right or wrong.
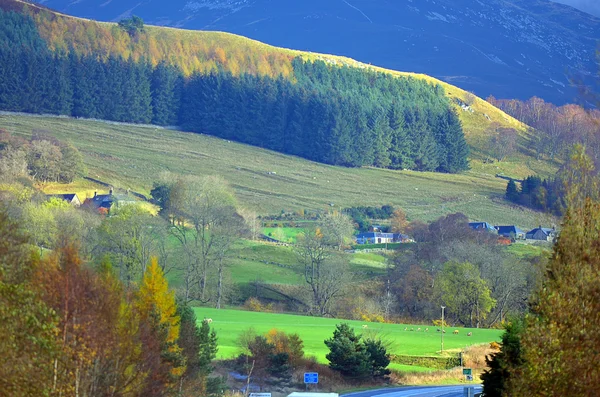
[505,176,565,216]
[384,212,542,327]
[503,145,596,216]
[0,210,222,396]
[0,9,469,172]
[487,95,600,166]
[483,146,600,396]
[0,130,84,183]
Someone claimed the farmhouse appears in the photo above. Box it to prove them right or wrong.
[495,225,526,240]
[46,193,81,207]
[468,222,497,233]
[83,188,136,213]
[355,232,410,245]
[526,226,556,241]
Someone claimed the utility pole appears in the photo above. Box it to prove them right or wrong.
[441,306,446,354]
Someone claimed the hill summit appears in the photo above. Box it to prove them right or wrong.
[33,0,600,104]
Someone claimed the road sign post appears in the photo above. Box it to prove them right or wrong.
[463,368,473,382]
[304,372,318,391]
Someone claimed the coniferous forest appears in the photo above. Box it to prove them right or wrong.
[0,9,469,172]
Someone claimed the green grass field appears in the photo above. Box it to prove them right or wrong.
[164,238,388,289]
[0,114,556,229]
[192,308,502,371]
[263,227,306,243]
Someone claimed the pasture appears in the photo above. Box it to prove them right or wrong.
[192,308,502,371]
[0,113,556,228]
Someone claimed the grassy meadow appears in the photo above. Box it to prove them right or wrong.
[0,114,556,229]
[192,308,502,371]
[164,238,388,290]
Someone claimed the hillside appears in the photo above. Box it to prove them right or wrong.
[0,0,534,159]
[33,0,600,104]
[0,113,555,228]
[0,0,556,176]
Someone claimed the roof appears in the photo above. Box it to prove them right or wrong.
[356,232,408,239]
[495,225,525,235]
[47,193,79,201]
[527,227,554,236]
[469,222,496,231]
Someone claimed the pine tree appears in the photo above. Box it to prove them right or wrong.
[324,323,371,380]
[178,303,219,394]
[505,179,519,202]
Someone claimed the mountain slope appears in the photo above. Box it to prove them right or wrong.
[33,0,600,104]
[0,0,530,164]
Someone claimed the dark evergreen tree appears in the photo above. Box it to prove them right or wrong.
[324,323,371,380]
[481,320,524,397]
[505,179,519,202]
[363,339,391,379]
[151,62,182,125]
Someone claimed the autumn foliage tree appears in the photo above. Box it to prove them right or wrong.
[507,148,600,396]
[136,257,186,395]
[0,209,57,397]
[37,244,148,397]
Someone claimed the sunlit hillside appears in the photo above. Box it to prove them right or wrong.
[0,0,551,178]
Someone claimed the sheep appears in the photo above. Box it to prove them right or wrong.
[417,327,421,332]
[404,327,408,331]
[467,332,472,337]
[453,330,459,335]
[424,328,429,332]
[410,328,414,331]
[204,318,213,324]
[362,324,368,329]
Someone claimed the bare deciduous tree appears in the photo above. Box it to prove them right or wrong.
[296,227,352,316]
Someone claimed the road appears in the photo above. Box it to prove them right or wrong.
[343,385,482,397]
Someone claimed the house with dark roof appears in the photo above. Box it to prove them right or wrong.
[526,226,556,241]
[355,232,410,245]
[46,193,81,207]
[495,225,526,240]
[468,222,497,233]
[83,188,136,213]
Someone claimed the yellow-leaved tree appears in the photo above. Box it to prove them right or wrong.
[137,257,186,394]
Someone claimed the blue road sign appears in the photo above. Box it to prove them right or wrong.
[304,372,319,384]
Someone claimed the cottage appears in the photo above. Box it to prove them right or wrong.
[83,188,136,213]
[495,225,526,240]
[355,232,410,245]
[526,226,556,241]
[468,222,497,233]
[46,193,81,207]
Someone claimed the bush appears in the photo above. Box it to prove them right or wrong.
[243,297,274,313]
[389,354,460,370]
[265,328,304,369]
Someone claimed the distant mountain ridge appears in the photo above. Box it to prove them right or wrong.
[33,0,600,104]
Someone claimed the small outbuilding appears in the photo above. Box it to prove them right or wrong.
[46,193,81,207]
[468,222,497,233]
[526,226,556,241]
[495,225,526,240]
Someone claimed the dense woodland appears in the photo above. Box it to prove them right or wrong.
[0,9,469,172]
